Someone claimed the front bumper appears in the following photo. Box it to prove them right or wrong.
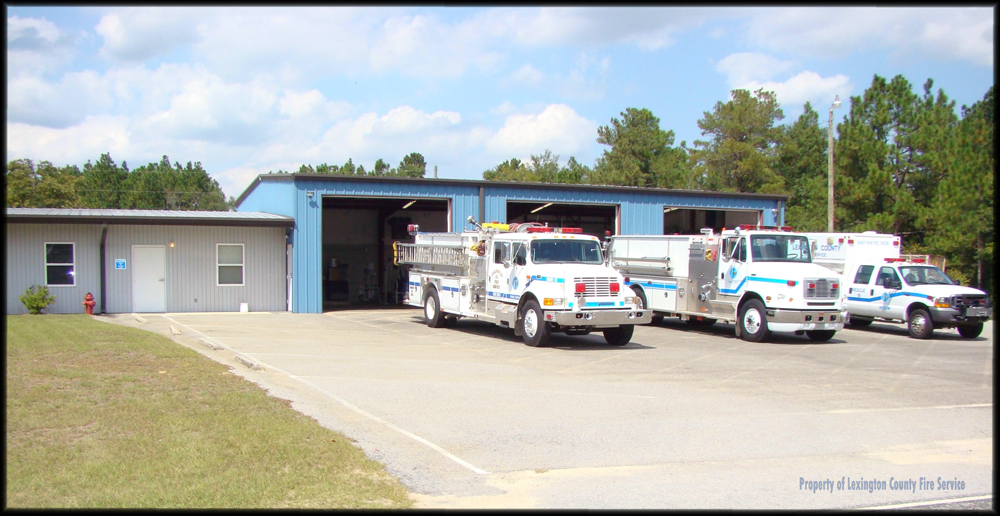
[930,306,992,324]
[765,308,847,333]
[546,308,651,328]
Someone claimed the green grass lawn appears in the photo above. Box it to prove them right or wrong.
[6,314,413,508]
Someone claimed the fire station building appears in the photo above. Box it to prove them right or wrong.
[234,174,788,314]
[5,175,787,315]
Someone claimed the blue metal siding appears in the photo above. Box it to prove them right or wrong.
[236,178,297,218]
[483,185,782,234]
[236,175,785,313]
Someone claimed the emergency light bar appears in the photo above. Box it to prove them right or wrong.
[885,257,906,262]
[407,224,420,235]
[526,227,554,233]
[554,227,583,233]
[736,224,795,231]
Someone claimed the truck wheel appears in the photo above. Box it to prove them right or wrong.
[631,286,660,325]
[423,288,447,328]
[806,330,836,342]
[738,299,770,342]
[957,323,983,339]
[520,299,550,347]
[847,315,873,328]
[445,315,459,328]
[603,325,634,346]
[907,308,934,339]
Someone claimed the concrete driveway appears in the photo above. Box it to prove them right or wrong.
[103,309,993,510]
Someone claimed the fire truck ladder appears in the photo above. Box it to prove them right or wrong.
[393,242,467,274]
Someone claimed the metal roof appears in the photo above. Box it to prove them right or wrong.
[234,173,789,207]
[4,208,295,227]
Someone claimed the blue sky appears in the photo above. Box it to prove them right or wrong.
[6,6,994,199]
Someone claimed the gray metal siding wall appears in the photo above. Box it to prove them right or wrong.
[6,223,102,315]
[291,178,480,313]
[104,225,287,313]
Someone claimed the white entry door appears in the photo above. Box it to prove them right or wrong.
[133,245,166,312]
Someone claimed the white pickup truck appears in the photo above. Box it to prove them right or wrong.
[806,232,992,339]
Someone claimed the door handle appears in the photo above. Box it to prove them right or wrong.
[159,278,165,282]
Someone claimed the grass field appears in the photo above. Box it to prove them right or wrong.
[6,314,413,508]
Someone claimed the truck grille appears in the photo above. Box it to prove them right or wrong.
[573,277,614,297]
[804,278,839,299]
[953,295,989,308]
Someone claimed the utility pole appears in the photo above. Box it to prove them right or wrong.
[828,95,842,232]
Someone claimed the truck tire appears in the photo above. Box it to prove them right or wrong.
[847,315,873,328]
[738,299,770,342]
[520,299,550,347]
[423,288,447,328]
[957,323,983,339]
[603,325,634,346]
[631,286,661,325]
[806,330,836,342]
[907,308,934,339]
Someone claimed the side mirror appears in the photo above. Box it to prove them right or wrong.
[882,277,900,289]
[503,260,510,269]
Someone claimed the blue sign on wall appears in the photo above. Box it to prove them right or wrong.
[115,259,126,270]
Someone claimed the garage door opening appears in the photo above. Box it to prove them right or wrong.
[506,201,618,238]
[322,197,448,309]
[663,208,760,235]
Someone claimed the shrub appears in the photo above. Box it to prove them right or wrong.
[19,285,56,315]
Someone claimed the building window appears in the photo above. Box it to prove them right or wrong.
[217,244,244,286]
[45,242,76,286]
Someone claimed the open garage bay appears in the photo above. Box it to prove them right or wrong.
[107,310,993,509]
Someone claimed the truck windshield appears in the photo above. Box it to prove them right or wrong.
[750,235,812,263]
[530,239,604,264]
[899,266,954,286]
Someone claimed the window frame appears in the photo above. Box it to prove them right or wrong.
[216,243,245,287]
[853,265,875,285]
[44,242,76,287]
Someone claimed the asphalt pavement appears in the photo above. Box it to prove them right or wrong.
[100,309,994,509]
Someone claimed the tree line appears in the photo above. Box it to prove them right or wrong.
[6,154,232,211]
[481,74,993,297]
[277,152,428,178]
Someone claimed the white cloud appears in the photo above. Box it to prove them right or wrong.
[7,15,78,76]
[8,15,62,44]
[716,52,795,87]
[488,7,739,50]
[744,7,993,67]
[714,52,852,112]
[485,104,597,157]
[6,115,132,166]
[742,71,852,111]
[95,7,202,61]
[7,70,115,128]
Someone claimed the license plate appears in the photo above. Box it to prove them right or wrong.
[968,308,988,318]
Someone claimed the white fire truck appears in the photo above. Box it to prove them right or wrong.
[805,232,992,339]
[607,225,846,342]
[394,216,651,347]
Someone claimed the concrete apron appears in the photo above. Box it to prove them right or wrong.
[93,312,994,510]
